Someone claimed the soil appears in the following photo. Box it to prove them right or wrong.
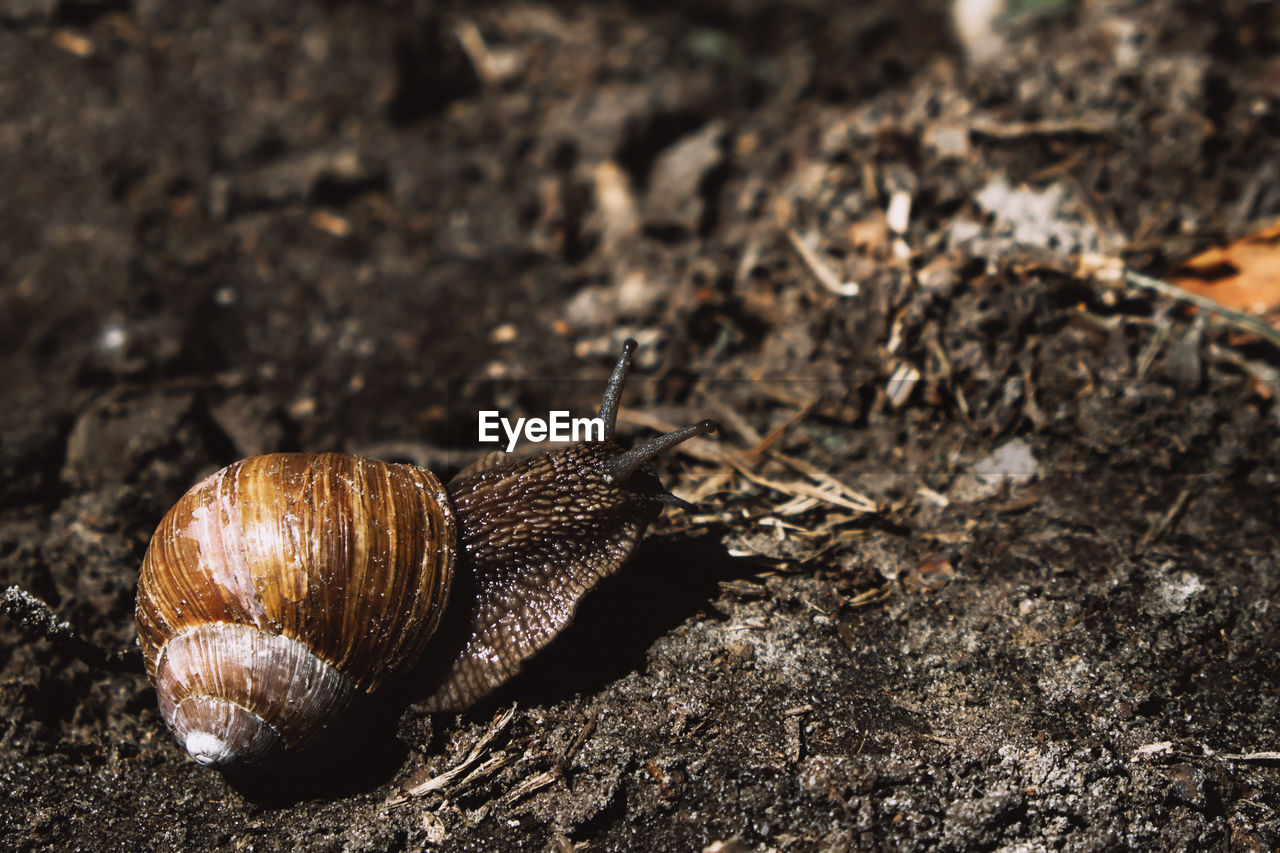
[3,1,1280,850]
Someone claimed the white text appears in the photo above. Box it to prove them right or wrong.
[478,410,605,452]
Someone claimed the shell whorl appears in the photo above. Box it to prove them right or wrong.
[156,623,356,766]
[136,453,455,767]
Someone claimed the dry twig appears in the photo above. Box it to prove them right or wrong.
[787,230,861,297]
[1,586,137,672]
[386,705,518,805]
[1122,268,1280,351]
[501,766,561,807]
[1219,751,1280,762]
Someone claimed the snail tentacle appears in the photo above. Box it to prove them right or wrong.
[598,338,637,440]
[605,419,717,483]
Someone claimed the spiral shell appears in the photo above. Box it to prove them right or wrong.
[135,453,455,768]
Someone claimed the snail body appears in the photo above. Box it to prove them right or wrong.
[135,341,714,770]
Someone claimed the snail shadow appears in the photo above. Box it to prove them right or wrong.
[222,696,410,805]
[226,529,752,800]
[463,528,756,716]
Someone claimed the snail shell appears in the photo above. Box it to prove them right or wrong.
[135,453,454,767]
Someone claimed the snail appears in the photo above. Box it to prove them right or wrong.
[135,340,715,770]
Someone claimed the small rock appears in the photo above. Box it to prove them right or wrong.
[1165,763,1209,809]
[208,395,285,459]
[62,394,194,489]
[646,121,726,234]
[974,177,1102,255]
[950,438,1040,502]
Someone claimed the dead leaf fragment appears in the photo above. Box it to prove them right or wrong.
[1170,223,1280,322]
[309,210,351,237]
[52,30,93,57]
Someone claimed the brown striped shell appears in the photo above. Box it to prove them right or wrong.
[135,453,455,768]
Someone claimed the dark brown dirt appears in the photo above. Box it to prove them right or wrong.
[3,1,1280,850]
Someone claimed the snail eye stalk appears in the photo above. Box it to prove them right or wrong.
[606,419,717,483]
[598,338,637,441]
